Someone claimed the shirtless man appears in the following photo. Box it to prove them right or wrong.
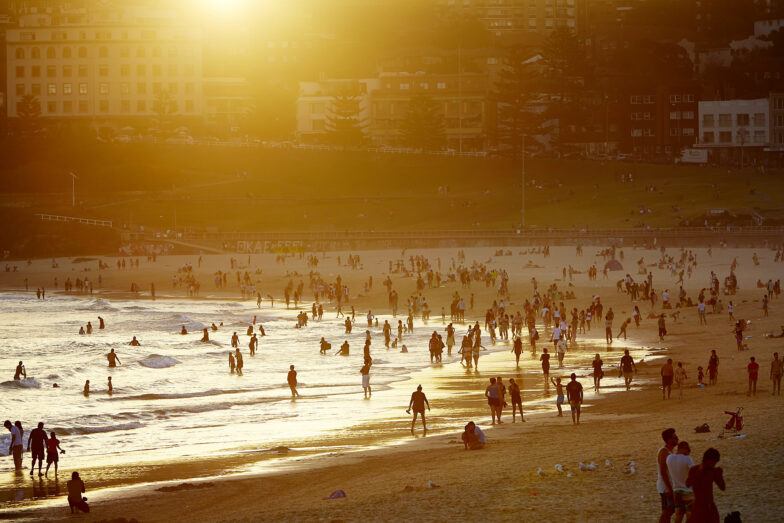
[685,448,725,523]
[407,385,430,435]
[231,332,239,348]
[287,365,299,397]
[14,361,26,380]
[661,358,674,400]
[129,336,141,346]
[771,352,783,395]
[565,373,583,425]
[106,349,121,368]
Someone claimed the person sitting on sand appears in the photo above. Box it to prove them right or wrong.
[461,421,486,450]
[767,326,784,338]
[67,471,88,514]
[129,336,141,346]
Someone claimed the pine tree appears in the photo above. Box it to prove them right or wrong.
[325,88,365,148]
[400,95,446,150]
[491,48,540,158]
[16,94,42,138]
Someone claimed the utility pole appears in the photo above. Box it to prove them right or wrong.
[521,134,526,229]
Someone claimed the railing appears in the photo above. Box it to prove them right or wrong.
[36,214,113,228]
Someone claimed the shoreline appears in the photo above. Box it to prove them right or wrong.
[2,246,782,521]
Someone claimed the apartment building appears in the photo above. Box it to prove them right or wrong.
[771,92,784,148]
[5,7,203,126]
[697,98,770,165]
[296,78,378,143]
[436,0,580,39]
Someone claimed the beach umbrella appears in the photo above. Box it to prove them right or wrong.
[604,259,623,271]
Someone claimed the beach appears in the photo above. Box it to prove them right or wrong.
[1,245,783,522]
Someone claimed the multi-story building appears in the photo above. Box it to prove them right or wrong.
[697,98,770,165]
[620,84,698,158]
[436,0,580,40]
[5,7,204,128]
[369,72,491,150]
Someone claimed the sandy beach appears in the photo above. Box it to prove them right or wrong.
[2,245,783,522]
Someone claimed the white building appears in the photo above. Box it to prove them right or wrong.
[698,99,769,148]
[5,7,204,124]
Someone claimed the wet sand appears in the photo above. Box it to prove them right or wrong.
[2,246,783,522]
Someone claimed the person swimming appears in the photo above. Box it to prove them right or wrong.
[78,326,85,335]
[201,329,209,342]
[98,316,105,329]
[106,349,121,367]
[181,325,188,335]
[129,336,141,346]
[86,322,92,334]
[211,323,218,331]
[14,361,26,380]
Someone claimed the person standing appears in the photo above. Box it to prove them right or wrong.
[509,378,524,422]
[658,315,667,341]
[674,362,688,399]
[592,354,604,392]
[231,331,239,348]
[407,385,430,435]
[235,348,243,376]
[661,359,674,400]
[4,420,24,470]
[747,356,759,396]
[657,428,679,523]
[512,335,523,367]
[360,363,371,398]
[565,373,583,425]
[540,348,551,384]
[44,431,64,477]
[686,448,725,523]
[228,351,236,374]
[27,422,48,477]
[771,352,782,395]
[14,361,26,380]
[287,365,299,397]
[620,349,637,391]
[484,378,502,424]
[666,441,695,523]
[106,349,121,367]
[708,350,719,385]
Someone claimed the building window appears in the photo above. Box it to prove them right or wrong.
[78,46,87,58]
[137,100,146,112]
[15,84,25,96]
[63,65,72,77]
[185,83,194,94]
[32,66,41,78]
[32,84,41,95]
[99,100,109,113]
[47,47,56,59]
[121,47,130,58]
[15,48,24,59]
[79,101,88,113]
[99,64,109,77]
[168,83,177,94]
[31,47,41,59]
[98,46,108,58]
[669,94,681,103]
[121,100,130,113]
[153,82,162,94]
[121,83,130,95]
[643,112,651,120]
[186,100,194,112]
[137,83,146,95]
[137,64,146,76]
[630,95,641,104]
[400,83,410,90]
[682,111,694,120]
[78,65,88,77]
[153,46,162,58]
[46,65,56,78]
[718,114,731,127]
[669,111,680,120]
[643,129,655,136]
[153,64,162,76]
[736,113,749,126]
[63,83,72,95]
[631,129,642,137]
[79,83,88,95]
[776,114,784,127]
[669,128,680,136]
[15,66,24,78]
[718,131,732,143]
[753,131,766,143]
[312,119,325,131]
[684,94,695,102]
[47,101,56,113]
[121,64,130,76]
[63,47,71,58]
[48,83,57,95]
[99,83,109,95]
[753,113,766,127]
[683,128,694,136]
[137,47,146,58]
[168,64,178,76]
[63,101,72,113]
[437,82,446,89]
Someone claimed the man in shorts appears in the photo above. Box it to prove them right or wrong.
[666,441,695,523]
[657,428,679,523]
[509,378,524,422]
[565,373,583,425]
[408,385,430,435]
[484,377,502,424]
[771,352,782,395]
[747,356,759,396]
[360,363,371,398]
[620,349,637,391]
[661,358,674,400]
[27,422,48,477]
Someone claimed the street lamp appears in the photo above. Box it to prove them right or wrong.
[521,134,526,229]
[67,171,78,207]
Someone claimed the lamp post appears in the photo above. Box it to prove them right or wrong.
[68,171,78,207]
[521,134,526,229]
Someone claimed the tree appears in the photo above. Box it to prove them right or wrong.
[152,90,178,135]
[400,95,445,150]
[325,88,365,148]
[491,48,541,158]
[16,94,42,138]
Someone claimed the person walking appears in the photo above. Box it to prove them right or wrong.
[565,373,583,425]
[27,422,48,477]
[287,365,300,397]
[771,352,782,395]
[407,385,430,435]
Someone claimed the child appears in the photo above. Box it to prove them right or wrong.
[45,431,64,477]
[697,366,705,386]
[550,377,564,417]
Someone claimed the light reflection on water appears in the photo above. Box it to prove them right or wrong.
[0,292,655,506]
